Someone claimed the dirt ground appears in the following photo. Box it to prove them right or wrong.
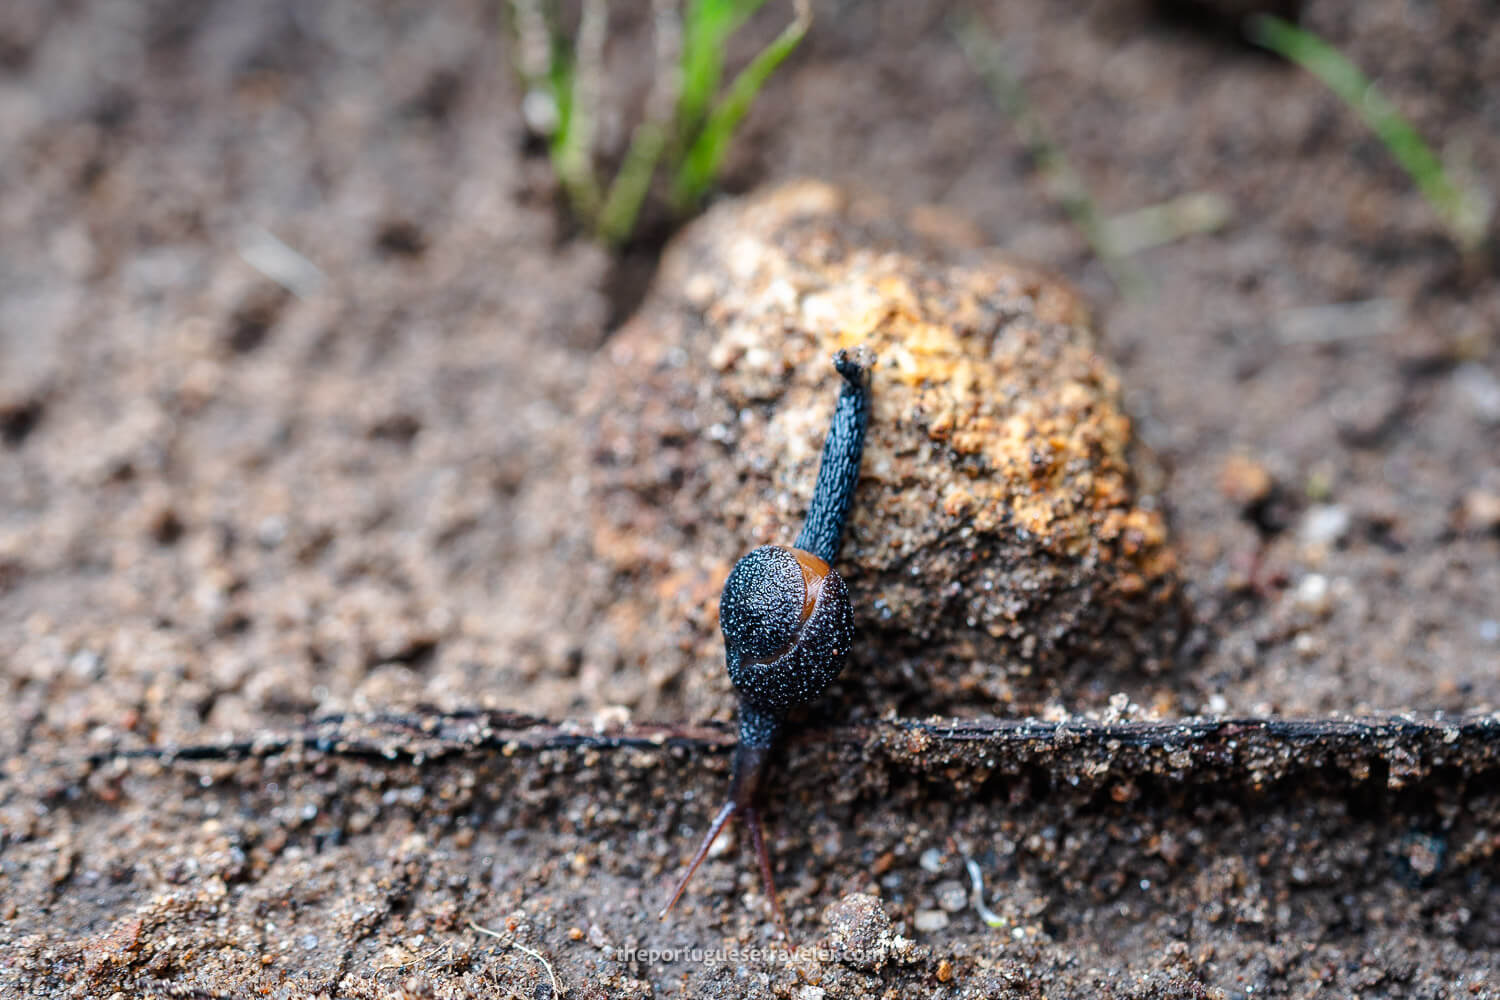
[2,0,1498,997]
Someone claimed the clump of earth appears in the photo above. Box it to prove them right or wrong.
[499,181,1187,724]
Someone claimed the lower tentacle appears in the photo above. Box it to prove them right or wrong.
[658,799,738,919]
[744,808,789,937]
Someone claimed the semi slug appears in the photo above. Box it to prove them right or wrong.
[659,349,872,929]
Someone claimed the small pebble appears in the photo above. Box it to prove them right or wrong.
[1300,504,1350,549]
[68,649,102,680]
[1405,835,1444,879]
[914,909,950,933]
[918,847,945,873]
[1218,455,1273,510]
[706,825,735,859]
[1459,491,1500,534]
[520,89,559,136]
[1294,574,1331,616]
[256,515,287,548]
[1293,632,1323,659]
[934,880,968,913]
[823,893,895,971]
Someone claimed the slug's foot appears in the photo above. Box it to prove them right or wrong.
[658,803,789,936]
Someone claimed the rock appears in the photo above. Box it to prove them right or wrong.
[934,879,969,913]
[586,922,610,949]
[1293,574,1331,617]
[1459,490,1500,534]
[505,181,1186,719]
[822,892,921,970]
[1299,504,1351,550]
[1218,454,1274,511]
[914,909,951,932]
[399,974,436,1000]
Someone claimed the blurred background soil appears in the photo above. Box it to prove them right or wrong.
[1,0,1498,996]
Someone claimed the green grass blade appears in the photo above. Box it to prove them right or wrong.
[598,120,669,245]
[1102,192,1234,254]
[678,0,767,144]
[1249,14,1488,250]
[550,0,606,220]
[598,0,685,246]
[673,0,809,212]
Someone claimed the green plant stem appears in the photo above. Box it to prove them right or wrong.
[672,0,810,213]
[552,0,605,221]
[509,0,810,245]
[599,0,685,245]
[678,1,766,148]
[1249,14,1488,251]
[598,120,668,245]
[1102,192,1234,254]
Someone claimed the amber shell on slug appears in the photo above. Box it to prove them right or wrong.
[719,545,854,714]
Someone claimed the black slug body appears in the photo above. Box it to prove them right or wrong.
[661,349,872,932]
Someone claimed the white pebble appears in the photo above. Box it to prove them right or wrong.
[935,880,968,913]
[256,516,287,548]
[1294,574,1331,616]
[1300,504,1350,548]
[706,824,736,859]
[520,89,558,135]
[913,909,950,933]
[1293,632,1323,659]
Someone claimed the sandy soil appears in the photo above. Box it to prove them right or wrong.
[2,0,1498,996]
